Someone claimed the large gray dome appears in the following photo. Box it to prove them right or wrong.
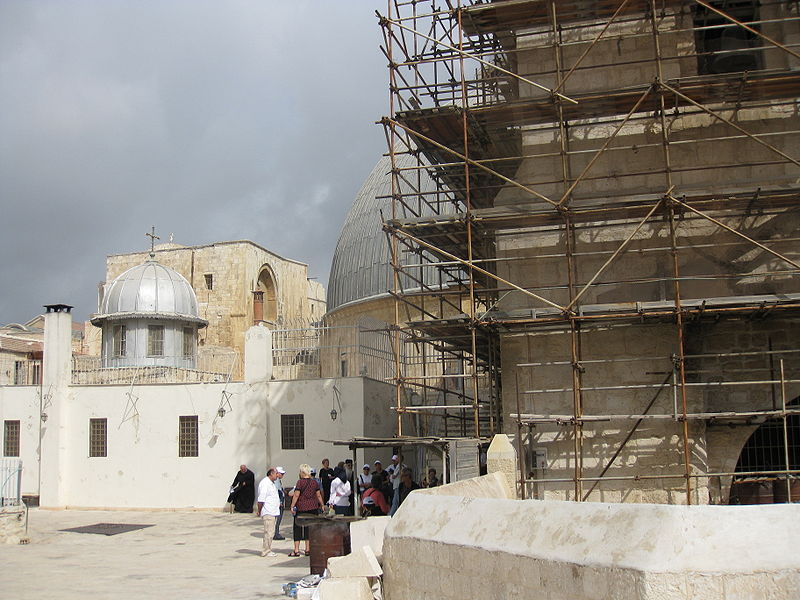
[92,258,206,325]
[327,153,446,311]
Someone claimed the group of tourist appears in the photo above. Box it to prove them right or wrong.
[358,454,439,517]
[229,456,440,559]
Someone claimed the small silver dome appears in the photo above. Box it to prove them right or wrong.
[327,153,445,311]
[92,258,206,326]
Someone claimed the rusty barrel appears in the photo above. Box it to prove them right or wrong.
[296,514,360,576]
[308,520,350,575]
[729,479,774,504]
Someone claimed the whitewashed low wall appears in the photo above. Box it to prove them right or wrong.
[384,476,800,600]
[1,376,393,510]
[0,386,40,497]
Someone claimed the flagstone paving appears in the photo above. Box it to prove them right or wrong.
[0,508,308,599]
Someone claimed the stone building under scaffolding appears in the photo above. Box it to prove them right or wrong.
[378,0,800,505]
[323,153,494,440]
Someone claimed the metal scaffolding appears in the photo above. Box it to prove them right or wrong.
[378,0,800,503]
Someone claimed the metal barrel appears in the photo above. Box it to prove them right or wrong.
[308,521,351,575]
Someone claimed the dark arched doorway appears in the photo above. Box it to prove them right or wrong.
[256,266,278,324]
[730,398,800,504]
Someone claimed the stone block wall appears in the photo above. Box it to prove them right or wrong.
[501,313,800,504]
[0,505,26,544]
[501,321,708,503]
[686,317,800,503]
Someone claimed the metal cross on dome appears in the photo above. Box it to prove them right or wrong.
[146,226,160,258]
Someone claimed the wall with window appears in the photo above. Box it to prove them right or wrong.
[18,375,393,509]
[266,377,396,482]
[0,385,41,497]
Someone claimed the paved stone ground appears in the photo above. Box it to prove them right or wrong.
[0,508,310,599]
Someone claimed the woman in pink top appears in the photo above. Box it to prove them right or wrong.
[289,463,323,557]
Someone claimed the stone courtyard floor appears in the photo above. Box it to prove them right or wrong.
[0,508,309,599]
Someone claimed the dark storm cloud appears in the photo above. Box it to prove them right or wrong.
[0,1,387,324]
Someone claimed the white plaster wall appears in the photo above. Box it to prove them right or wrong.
[56,381,266,509]
[267,377,363,476]
[0,386,41,496]
[26,375,395,509]
[265,377,397,478]
[384,482,800,600]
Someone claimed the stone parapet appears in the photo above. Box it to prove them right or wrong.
[384,479,800,600]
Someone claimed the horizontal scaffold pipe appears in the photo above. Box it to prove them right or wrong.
[511,408,800,422]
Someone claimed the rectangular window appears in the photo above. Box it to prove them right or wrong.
[178,415,198,457]
[13,362,25,385]
[281,414,304,450]
[112,325,127,357]
[182,327,194,357]
[204,274,213,290]
[147,325,164,357]
[4,420,20,457]
[31,362,41,385]
[89,418,107,457]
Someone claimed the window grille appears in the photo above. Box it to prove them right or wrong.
[179,416,199,457]
[281,414,304,450]
[148,325,164,357]
[694,1,762,75]
[182,327,194,357]
[13,362,25,385]
[3,420,20,457]
[89,418,107,457]
[113,325,127,357]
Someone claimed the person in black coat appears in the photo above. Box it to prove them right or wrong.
[227,464,256,513]
[319,458,335,503]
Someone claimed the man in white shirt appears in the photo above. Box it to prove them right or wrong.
[358,464,372,494]
[388,454,407,491]
[256,468,281,557]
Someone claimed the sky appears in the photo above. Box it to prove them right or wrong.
[0,1,388,325]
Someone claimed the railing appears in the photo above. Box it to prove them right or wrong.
[0,358,41,386]
[270,317,470,386]
[71,351,239,385]
[1,459,22,507]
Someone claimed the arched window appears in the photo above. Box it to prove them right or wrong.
[730,398,800,504]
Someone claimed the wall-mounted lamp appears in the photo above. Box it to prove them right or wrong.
[40,412,48,423]
[330,408,338,421]
[217,407,226,418]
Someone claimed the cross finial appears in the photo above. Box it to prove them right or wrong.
[146,226,160,258]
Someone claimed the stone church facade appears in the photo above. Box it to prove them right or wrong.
[88,240,326,364]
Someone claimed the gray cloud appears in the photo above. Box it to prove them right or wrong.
[0,0,387,324]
